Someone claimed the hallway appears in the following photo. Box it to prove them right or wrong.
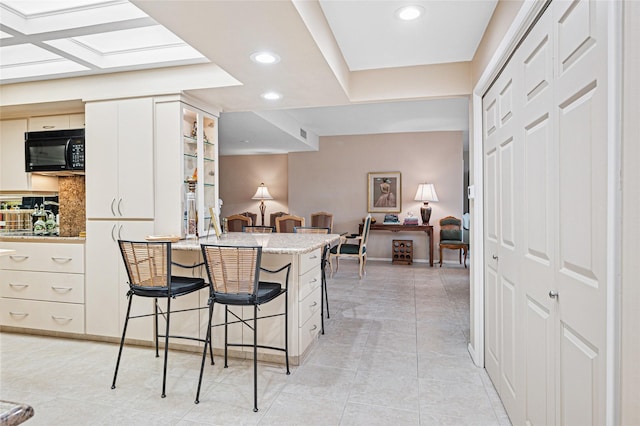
[0,260,509,425]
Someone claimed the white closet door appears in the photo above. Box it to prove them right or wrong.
[552,1,608,424]
[518,9,557,426]
[483,1,610,424]
[483,57,525,423]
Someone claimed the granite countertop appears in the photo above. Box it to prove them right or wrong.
[0,235,85,243]
[172,232,340,255]
[0,400,34,425]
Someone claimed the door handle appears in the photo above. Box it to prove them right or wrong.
[111,224,117,242]
[492,254,498,260]
[117,198,123,216]
[548,290,558,299]
[110,198,116,216]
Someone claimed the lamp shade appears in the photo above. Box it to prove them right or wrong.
[414,183,439,202]
[251,183,273,200]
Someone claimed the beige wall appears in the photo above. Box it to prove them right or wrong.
[621,1,639,423]
[289,132,463,261]
[219,132,463,262]
[471,0,525,87]
[218,154,288,226]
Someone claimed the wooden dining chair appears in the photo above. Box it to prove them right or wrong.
[225,214,252,232]
[310,212,334,233]
[275,214,304,233]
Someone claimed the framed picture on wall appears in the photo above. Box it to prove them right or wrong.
[368,171,401,213]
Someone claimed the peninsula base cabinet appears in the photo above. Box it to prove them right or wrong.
[85,220,155,341]
[0,242,85,334]
[168,248,322,364]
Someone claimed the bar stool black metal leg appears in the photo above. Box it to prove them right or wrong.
[112,293,133,390]
[195,300,214,404]
[253,305,258,412]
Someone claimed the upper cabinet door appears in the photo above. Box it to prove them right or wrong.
[85,98,154,219]
[0,119,31,191]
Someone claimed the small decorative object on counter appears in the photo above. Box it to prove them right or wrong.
[185,177,198,240]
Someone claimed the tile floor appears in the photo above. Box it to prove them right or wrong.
[0,260,511,425]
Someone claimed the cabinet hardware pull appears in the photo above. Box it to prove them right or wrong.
[51,286,72,293]
[310,324,318,332]
[309,255,318,259]
[9,312,29,317]
[117,225,123,240]
[548,290,559,299]
[42,125,56,129]
[51,315,73,322]
[111,224,117,242]
[310,301,318,307]
[9,255,29,261]
[309,278,318,283]
[51,256,72,262]
[9,283,29,289]
[117,198,123,216]
[492,254,499,260]
[110,198,116,216]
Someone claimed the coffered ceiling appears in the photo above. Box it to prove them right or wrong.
[0,0,498,155]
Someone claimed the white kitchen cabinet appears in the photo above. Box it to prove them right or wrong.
[28,113,85,131]
[85,98,154,219]
[0,241,85,334]
[154,96,219,238]
[85,219,155,340]
[0,119,30,191]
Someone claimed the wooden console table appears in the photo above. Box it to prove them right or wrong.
[359,223,434,267]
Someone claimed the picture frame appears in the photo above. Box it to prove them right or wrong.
[368,171,401,213]
[208,207,222,239]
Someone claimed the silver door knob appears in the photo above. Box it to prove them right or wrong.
[492,255,498,260]
[548,290,558,299]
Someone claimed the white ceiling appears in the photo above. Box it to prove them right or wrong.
[0,0,498,155]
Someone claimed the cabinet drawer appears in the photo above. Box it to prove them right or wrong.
[0,298,85,333]
[299,310,321,353]
[298,286,321,327]
[0,270,84,303]
[299,248,321,275]
[0,242,84,273]
[298,266,321,301]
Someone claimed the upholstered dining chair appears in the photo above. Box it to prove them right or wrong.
[330,214,371,279]
[196,244,291,412]
[439,216,468,268]
[310,211,334,233]
[112,240,211,398]
[275,214,304,233]
[269,211,288,228]
[239,211,258,225]
[225,214,252,232]
[294,226,331,334]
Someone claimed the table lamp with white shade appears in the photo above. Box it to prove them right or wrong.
[251,183,273,226]
[414,183,439,225]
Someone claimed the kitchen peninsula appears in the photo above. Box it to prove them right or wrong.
[171,232,339,364]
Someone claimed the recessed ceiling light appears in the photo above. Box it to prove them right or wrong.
[395,5,424,21]
[250,51,280,64]
[261,91,282,100]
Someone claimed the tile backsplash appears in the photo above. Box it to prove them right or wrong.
[58,176,85,237]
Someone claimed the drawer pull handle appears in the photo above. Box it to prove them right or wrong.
[51,286,73,293]
[310,301,318,308]
[309,278,318,284]
[9,312,29,317]
[9,255,29,261]
[51,257,72,263]
[9,283,29,289]
[51,315,73,323]
[310,324,318,332]
[308,255,318,259]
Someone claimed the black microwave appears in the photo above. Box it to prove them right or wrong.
[24,129,85,173]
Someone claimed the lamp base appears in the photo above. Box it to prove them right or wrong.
[420,203,432,225]
[259,200,266,226]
